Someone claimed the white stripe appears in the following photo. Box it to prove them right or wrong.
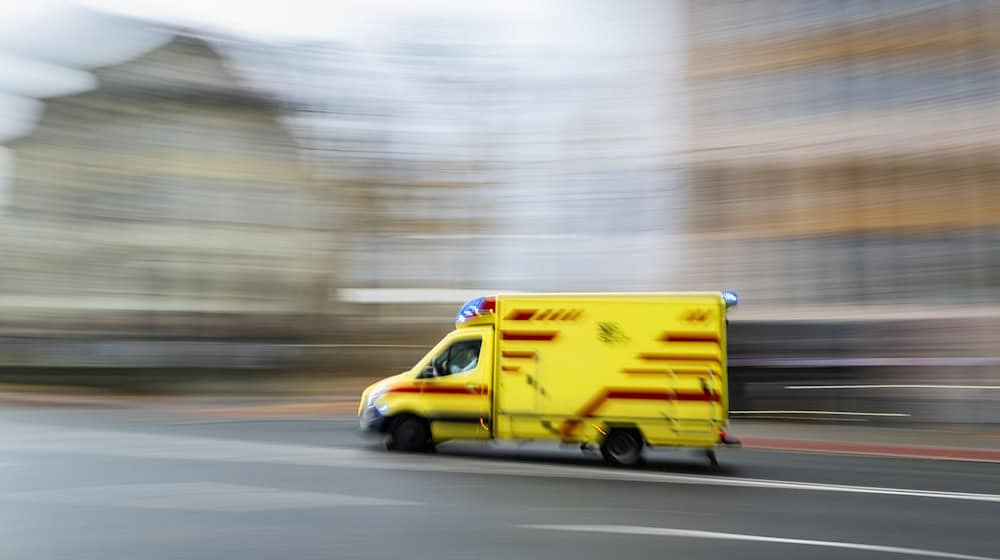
[4,430,999,502]
[731,410,911,417]
[731,357,1000,367]
[338,288,517,303]
[287,344,429,349]
[335,289,725,304]
[395,233,581,240]
[520,525,998,560]
[785,384,1000,390]
[3,483,419,512]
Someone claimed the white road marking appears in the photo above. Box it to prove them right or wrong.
[1,482,419,512]
[520,525,999,560]
[732,357,1000,367]
[3,428,999,503]
[731,410,911,417]
[785,384,1000,390]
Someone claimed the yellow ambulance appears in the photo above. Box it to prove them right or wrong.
[359,291,740,466]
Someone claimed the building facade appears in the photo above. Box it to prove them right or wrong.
[686,0,1000,310]
[1,36,334,358]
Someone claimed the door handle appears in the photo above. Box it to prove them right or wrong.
[465,383,479,390]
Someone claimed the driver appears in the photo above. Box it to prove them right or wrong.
[448,344,479,374]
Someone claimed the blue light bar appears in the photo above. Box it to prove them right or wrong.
[456,297,485,324]
[722,290,739,308]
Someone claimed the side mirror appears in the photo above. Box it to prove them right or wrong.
[419,363,437,379]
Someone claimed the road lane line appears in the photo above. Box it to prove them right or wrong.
[520,525,999,560]
[785,384,1000,390]
[4,429,1000,503]
[2,483,420,512]
[731,411,911,417]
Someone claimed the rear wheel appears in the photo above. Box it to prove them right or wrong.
[600,429,644,466]
[386,416,431,452]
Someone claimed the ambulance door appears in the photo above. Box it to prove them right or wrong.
[418,328,492,441]
[492,345,546,439]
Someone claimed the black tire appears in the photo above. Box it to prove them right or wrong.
[600,429,644,466]
[386,415,431,452]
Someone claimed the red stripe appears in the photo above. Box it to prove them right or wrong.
[501,365,521,373]
[621,368,671,374]
[577,391,610,418]
[505,309,537,321]
[622,367,719,377]
[386,386,420,394]
[604,389,719,402]
[559,419,583,437]
[560,387,720,437]
[387,385,487,395]
[502,350,537,359]
[672,367,720,377]
[639,353,720,364]
[425,386,488,395]
[660,332,720,343]
[576,387,720,418]
[567,310,583,321]
[535,310,552,321]
[502,330,558,341]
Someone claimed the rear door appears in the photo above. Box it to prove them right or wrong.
[633,299,727,437]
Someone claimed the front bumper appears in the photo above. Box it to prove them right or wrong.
[359,405,389,433]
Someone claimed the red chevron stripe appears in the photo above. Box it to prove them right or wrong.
[505,309,537,321]
[502,331,558,341]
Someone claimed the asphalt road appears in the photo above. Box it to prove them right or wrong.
[2,406,998,560]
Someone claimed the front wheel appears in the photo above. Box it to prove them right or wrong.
[386,416,431,452]
[600,429,644,466]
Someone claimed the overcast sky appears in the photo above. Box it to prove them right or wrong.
[0,0,484,181]
[0,0,684,207]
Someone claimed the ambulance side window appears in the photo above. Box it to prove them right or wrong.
[432,339,482,377]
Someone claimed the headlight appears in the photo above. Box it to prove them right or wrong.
[367,387,387,407]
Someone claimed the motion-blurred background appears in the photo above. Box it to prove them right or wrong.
[1,0,998,424]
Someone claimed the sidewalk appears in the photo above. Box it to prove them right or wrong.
[732,420,1000,462]
[3,387,999,462]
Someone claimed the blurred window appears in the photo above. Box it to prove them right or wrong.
[432,338,482,377]
[700,55,1000,122]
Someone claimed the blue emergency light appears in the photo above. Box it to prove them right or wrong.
[455,296,496,324]
[722,290,739,308]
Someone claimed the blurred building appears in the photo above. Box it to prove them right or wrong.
[685,1,1000,424]
[686,0,1000,309]
[235,3,688,303]
[0,35,333,367]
